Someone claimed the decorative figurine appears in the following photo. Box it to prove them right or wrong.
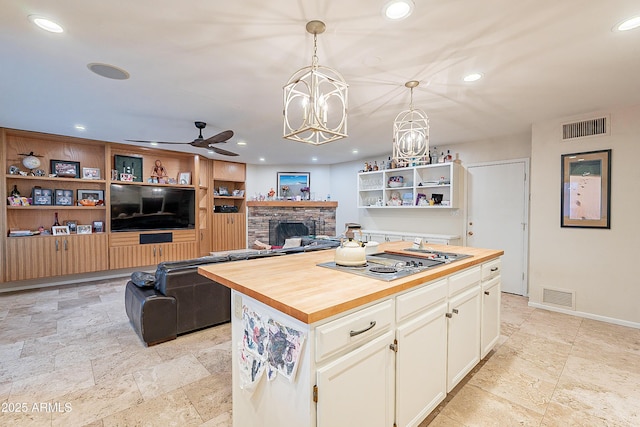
[151,160,168,183]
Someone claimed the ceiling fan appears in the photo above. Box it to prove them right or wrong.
[126,121,238,156]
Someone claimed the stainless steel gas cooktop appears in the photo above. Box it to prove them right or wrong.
[317,250,471,282]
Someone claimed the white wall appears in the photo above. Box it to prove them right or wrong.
[529,105,640,325]
[246,164,332,202]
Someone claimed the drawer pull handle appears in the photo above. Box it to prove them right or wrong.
[445,313,453,318]
[490,267,498,272]
[484,291,490,295]
[350,321,376,337]
[452,308,459,314]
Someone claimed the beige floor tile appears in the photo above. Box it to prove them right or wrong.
[0,352,55,383]
[498,330,572,381]
[51,374,143,427]
[91,346,164,384]
[182,371,232,422]
[0,406,52,427]
[423,413,466,427]
[9,361,94,403]
[194,341,232,374]
[469,350,557,414]
[438,384,544,427]
[133,353,211,400]
[102,389,203,426]
[541,401,628,427]
[549,355,640,426]
[198,410,232,427]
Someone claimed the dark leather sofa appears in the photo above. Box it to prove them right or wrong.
[125,238,339,346]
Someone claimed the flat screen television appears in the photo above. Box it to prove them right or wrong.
[110,184,195,232]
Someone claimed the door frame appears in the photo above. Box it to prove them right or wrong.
[464,158,530,296]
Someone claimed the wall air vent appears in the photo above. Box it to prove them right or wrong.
[562,116,609,140]
[542,287,575,310]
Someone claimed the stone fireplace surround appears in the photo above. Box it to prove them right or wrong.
[247,201,337,247]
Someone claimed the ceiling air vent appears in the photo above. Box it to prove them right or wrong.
[562,116,609,140]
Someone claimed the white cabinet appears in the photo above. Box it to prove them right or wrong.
[481,259,502,358]
[316,330,395,427]
[446,267,481,392]
[395,280,448,427]
[357,162,463,209]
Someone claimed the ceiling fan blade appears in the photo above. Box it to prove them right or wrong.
[210,146,239,156]
[204,130,234,145]
[125,139,190,145]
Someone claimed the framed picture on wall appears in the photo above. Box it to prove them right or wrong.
[277,172,310,199]
[561,149,611,229]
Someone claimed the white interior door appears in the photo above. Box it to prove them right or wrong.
[466,160,528,295]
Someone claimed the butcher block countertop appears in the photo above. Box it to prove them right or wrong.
[198,242,503,324]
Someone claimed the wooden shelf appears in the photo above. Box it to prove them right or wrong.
[247,201,338,208]
[6,174,106,184]
[7,205,106,210]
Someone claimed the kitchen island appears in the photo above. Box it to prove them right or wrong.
[199,241,503,427]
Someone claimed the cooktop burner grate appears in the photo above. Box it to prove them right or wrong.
[369,266,398,274]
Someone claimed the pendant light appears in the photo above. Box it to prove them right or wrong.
[392,80,429,165]
[283,20,348,145]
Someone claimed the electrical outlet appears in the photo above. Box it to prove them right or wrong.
[412,237,422,249]
[234,294,242,319]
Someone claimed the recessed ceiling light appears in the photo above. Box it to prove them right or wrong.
[74,124,86,131]
[615,16,640,31]
[463,73,483,82]
[151,142,159,146]
[236,141,247,146]
[87,63,130,80]
[28,15,64,33]
[311,157,318,162]
[352,149,359,154]
[207,150,214,154]
[259,157,265,162]
[383,0,414,20]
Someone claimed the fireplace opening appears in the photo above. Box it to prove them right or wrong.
[269,220,317,246]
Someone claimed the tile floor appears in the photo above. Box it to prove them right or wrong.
[1,279,639,426]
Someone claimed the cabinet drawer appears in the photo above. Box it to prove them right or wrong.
[396,279,447,323]
[448,266,481,297]
[316,299,394,363]
[482,259,501,281]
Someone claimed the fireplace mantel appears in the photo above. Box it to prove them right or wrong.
[247,201,338,208]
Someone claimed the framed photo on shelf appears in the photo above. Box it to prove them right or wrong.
[52,226,70,236]
[54,189,74,206]
[32,188,52,205]
[64,220,78,233]
[82,167,101,180]
[178,172,191,185]
[277,172,310,199]
[50,160,80,178]
[77,225,92,234]
[561,149,611,229]
[114,155,143,182]
[92,221,104,233]
[77,189,104,203]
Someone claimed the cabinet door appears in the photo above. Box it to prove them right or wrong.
[212,213,246,251]
[396,303,447,427]
[5,237,61,281]
[109,244,154,269]
[447,285,481,392]
[316,330,395,427]
[158,241,197,263]
[61,234,108,275]
[481,276,501,358]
